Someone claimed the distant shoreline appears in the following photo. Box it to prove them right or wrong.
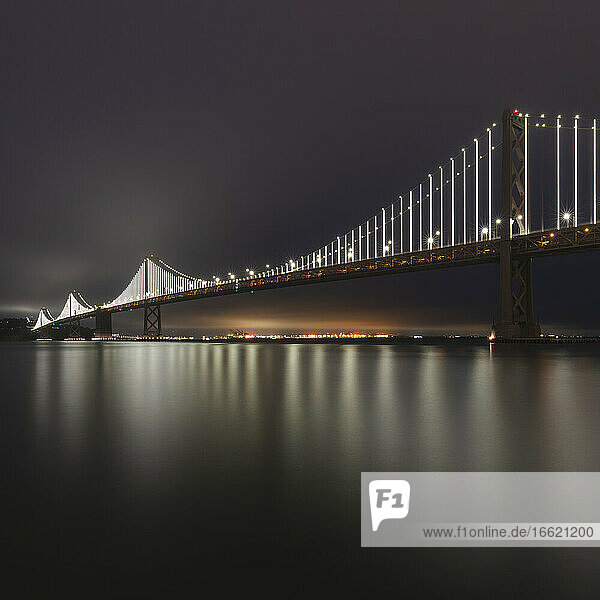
[22,335,600,345]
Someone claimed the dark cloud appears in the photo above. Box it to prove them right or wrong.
[1,0,600,333]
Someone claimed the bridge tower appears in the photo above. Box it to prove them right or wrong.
[143,255,162,337]
[68,319,81,339]
[143,305,161,337]
[493,108,541,339]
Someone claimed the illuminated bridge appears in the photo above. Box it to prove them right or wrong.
[32,108,600,340]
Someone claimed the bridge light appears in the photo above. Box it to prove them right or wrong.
[435,230,440,236]
[427,236,433,243]
[249,270,254,276]
[496,218,502,224]
[517,214,523,220]
[482,227,489,235]
[550,232,555,237]
[563,212,571,222]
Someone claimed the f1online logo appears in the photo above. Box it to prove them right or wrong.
[369,480,411,531]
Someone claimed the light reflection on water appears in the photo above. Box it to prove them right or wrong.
[26,342,600,484]
[5,340,600,594]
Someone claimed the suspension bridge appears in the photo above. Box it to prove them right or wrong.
[32,108,600,340]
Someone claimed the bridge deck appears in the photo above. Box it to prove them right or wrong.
[37,223,600,329]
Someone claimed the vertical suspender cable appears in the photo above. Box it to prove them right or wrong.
[439,166,444,247]
[359,225,362,260]
[488,128,493,235]
[595,118,598,224]
[524,118,528,233]
[399,196,403,253]
[419,183,423,251]
[409,191,413,252]
[391,203,394,254]
[451,158,455,245]
[557,116,561,229]
[428,174,433,242]
[574,116,578,226]
[382,208,386,254]
[463,149,467,243]
[374,214,378,258]
[475,138,479,241]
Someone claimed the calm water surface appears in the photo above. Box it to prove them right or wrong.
[2,341,600,597]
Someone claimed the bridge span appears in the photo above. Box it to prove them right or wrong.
[31,108,600,339]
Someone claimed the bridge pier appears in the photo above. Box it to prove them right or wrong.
[492,108,540,340]
[494,256,540,339]
[94,311,112,339]
[67,318,81,339]
[143,304,161,337]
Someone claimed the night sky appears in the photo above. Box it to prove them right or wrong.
[2,1,600,335]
